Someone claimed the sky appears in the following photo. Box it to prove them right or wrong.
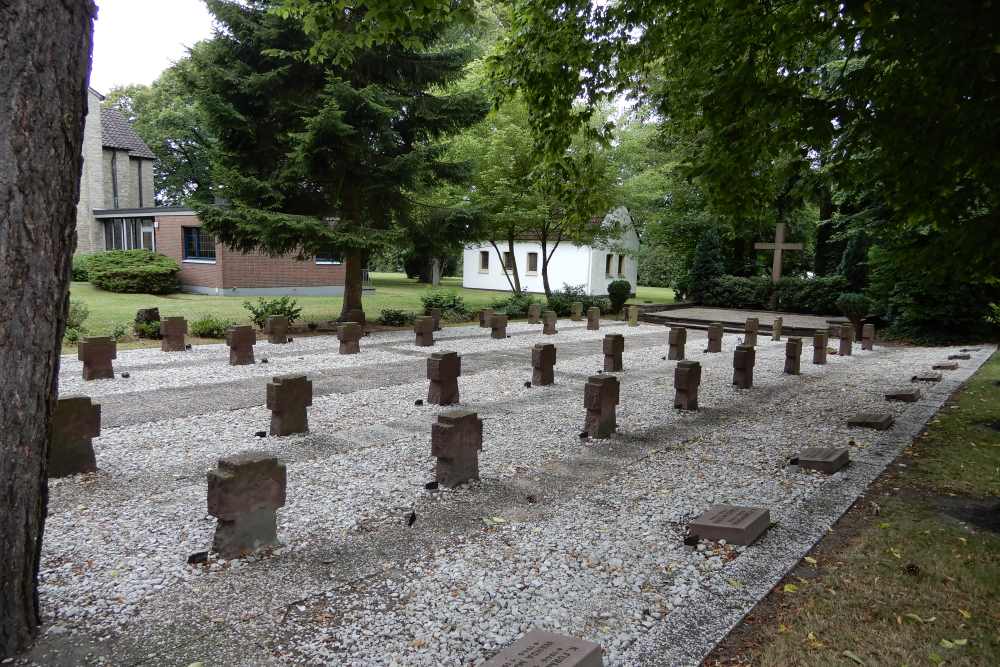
[89,0,216,94]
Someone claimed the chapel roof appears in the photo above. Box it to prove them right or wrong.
[100,107,156,159]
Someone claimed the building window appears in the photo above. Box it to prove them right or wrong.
[479,250,489,273]
[617,255,625,276]
[103,218,154,251]
[110,152,119,209]
[315,248,342,265]
[605,253,613,276]
[503,251,514,271]
[526,252,539,274]
[183,226,216,261]
[137,160,144,208]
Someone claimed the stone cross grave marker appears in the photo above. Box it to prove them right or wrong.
[754,222,803,283]
[266,374,312,436]
[532,343,556,386]
[427,351,461,405]
[414,316,435,347]
[603,334,624,372]
[862,324,875,351]
[542,310,558,335]
[584,375,619,439]
[847,413,894,430]
[668,326,687,360]
[932,361,959,370]
[160,316,188,352]
[527,303,541,324]
[772,316,783,341]
[78,337,116,380]
[483,630,603,667]
[838,323,854,356]
[707,322,723,353]
[586,307,601,331]
[627,305,640,326]
[570,302,583,321]
[207,452,286,559]
[732,344,756,389]
[226,325,256,365]
[48,396,100,478]
[491,313,509,339]
[886,388,922,402]
[431,410,483,488]
[813,331,828,365]
[338,322,362,354]
[911,371,942,382]
[784,337,802,375]
[674,360,701,411]
[744,318,759,346]
[688,505,770,546]
[479,309,494,328]
[428,308,442,332]
[264,316,289,344]
[798,447,850,474]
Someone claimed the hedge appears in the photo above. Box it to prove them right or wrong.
[88,250,180,294]
[701,274,851,315]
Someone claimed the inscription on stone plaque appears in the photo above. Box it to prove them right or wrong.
[688,504,770,546]
[798,447,850,474]
[847,413,894,430]
[483,629,603,667]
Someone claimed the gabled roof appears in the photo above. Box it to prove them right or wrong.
[100,108,156,159]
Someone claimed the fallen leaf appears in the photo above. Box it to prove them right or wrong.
[879,522,891,529]
[842,649,866,665]
[940,639,955,649]
[777,623,790,634]
[783,583,799,593]
[953,638,968,646]
[958,609,972,619]
[804,556,818,565]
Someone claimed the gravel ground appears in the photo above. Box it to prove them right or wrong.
[20,323,993,666]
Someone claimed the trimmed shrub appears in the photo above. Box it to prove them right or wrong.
[836,292,871,336]
[71,253,94,282]
[606,280,632,313]
[546,284,610,316]
[66,299,89,330]
[63,327,81,344]
[88,250,180,294]
[702,276,772,310]
[421,290,469,319]
[489,291,541,318]
[774,275,849,315]
[242,296,302,329]
[134,320,162,339]
[190,315,236,338]
[378,309,417,327]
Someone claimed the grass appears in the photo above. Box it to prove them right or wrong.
[710,352,1000,666]
[68,273,675,338]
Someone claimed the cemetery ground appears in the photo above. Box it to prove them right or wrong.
[25,317,993,665]
[708,352,1000,667]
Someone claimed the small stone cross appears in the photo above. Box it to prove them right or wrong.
[431,410,483,488]
[266,374,312,436]
[583,375,619,438]
[603,334,624,372]
[532,343,556,385]
[427,351,461,405]
[226,325,256,365]
[674,360,701,411]
[264,316,289,344]
[78,336,116,380]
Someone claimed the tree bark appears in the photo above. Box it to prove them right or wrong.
[505,238,521,293]
[489,240,517,292]
[0,0,96,657]
[339,249,364,319]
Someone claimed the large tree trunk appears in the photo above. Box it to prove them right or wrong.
[0,0,96,657]
[339,249,364,319]
[505,238,521,293]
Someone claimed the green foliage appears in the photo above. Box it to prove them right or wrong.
[636,245,676,289]
[686,229,727,304]
[87,250,180,294]
[378,309,417,327]
[108,322,130,341]
[71,254,94,282]
[488,291,540,318]
[189,315,236,339]
[838,235,869,292]
[242,297,302,329]
[546,284,609,317]
[702,276,773,310]
[66,299,90,330]
[421,290,469,318]
[836,293,872,322]
[774,276,849,315]
[134,320,162,339]
[63,327,81,344]
[606,280,632,313]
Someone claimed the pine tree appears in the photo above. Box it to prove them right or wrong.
[838,234,869,292]
[187,0,488,318]
[686,228,727,303]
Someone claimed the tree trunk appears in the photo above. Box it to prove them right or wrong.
[430,257,441,286]
[339,249,364,319]
[505,238,521,293]
[0,1,96,657]
[489,240,517,292]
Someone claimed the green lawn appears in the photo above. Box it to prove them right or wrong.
[69,273,675,336]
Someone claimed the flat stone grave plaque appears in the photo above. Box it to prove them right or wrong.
[483,630,603,667]
[911,371,942,382]
[688,504,770,546]
[961,348,981,352]
[847,413,894,430]
[948,354,970,360]
[932,361,959,370]
[885,388,922,402]
[798,447,850,474]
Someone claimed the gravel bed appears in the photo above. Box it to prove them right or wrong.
[24,324,994,666]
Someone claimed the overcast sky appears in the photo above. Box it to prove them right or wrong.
[90,0,216,94]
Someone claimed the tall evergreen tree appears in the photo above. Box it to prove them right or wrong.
[187,0,487,319]
[685,228,726,304]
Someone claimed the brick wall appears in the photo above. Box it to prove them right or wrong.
[155,214,345,293]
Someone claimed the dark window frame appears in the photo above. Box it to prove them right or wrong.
[182,226,217,261]
[479,250,489,272]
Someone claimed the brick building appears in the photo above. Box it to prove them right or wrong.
[76,88,347,296]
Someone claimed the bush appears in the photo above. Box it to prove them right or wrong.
[489,291,540,318]
[71,253,94,281]
[836,292,871,334]
[66,299,89,330]
[421,290,469,319]
[134,320,162,339]
[190,314,236,338]
[88,250,180,294]
[242,296,302,329]
[606,280,632,313]
[838,234,869,292]
[378,309,417,327]
[774,275,849,314]
[702,276,772,310]
[546,283,610,317]
[108,322,129,341]
[63,327,81,344]
[636,245,677,289]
